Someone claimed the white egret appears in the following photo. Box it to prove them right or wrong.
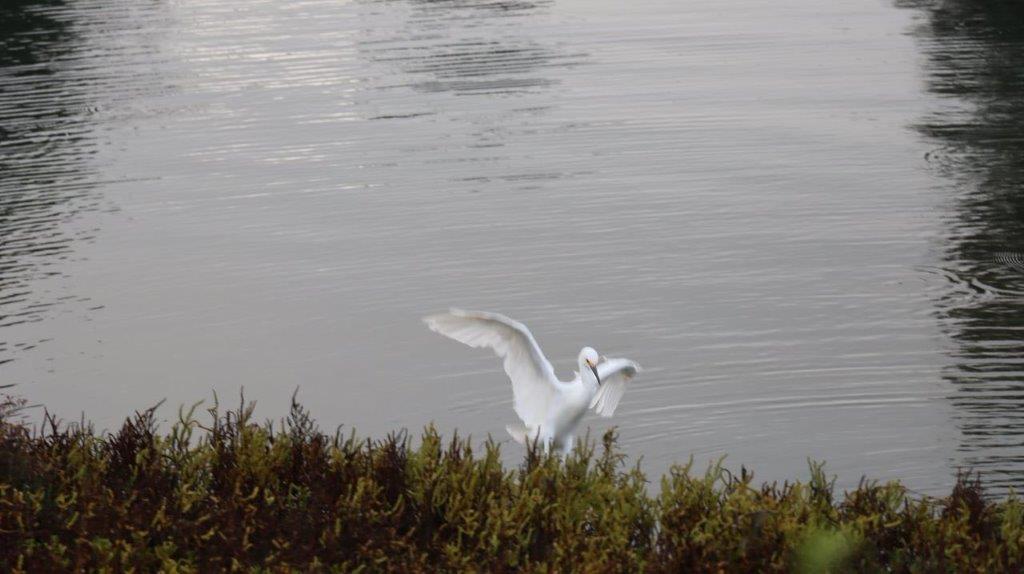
[423,308,641,453]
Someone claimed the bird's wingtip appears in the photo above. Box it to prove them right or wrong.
[422,308,475,333]
[422,307,467,318]
[421,314,446,330]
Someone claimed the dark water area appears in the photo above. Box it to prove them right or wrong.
[897,0,1024,492]
[2,0,1024,494]
[0,0,101,361]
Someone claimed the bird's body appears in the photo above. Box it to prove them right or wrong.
[423,309,641,453]
[508,371,594,452]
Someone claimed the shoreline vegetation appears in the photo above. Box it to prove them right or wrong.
[1,393,1022,572]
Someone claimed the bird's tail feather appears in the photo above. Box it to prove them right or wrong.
[506,423,537,445]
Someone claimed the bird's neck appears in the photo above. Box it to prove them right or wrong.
[578,360,600,397]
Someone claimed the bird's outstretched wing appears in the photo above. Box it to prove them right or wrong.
[423,309,561,426]
[590,358,641,417]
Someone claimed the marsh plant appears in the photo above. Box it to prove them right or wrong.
[1,394,1022,572]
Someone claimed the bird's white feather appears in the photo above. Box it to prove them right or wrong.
[423,308,562,427]
[505,423,540,445]
[590,358,640,417]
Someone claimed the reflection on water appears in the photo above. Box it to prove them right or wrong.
[374,0,567,95]
[0,0,101,363]
[899,0,1024,491]
[355,0,585,188]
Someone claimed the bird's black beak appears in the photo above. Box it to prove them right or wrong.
[589,363,601,386]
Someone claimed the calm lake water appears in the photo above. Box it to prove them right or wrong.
[2,0,1023,494]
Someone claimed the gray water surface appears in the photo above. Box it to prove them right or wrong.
[3,0,1023,494]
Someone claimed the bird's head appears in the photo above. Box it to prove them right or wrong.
[579,347,601,384]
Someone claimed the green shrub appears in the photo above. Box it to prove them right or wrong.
[1,394,1021,572]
